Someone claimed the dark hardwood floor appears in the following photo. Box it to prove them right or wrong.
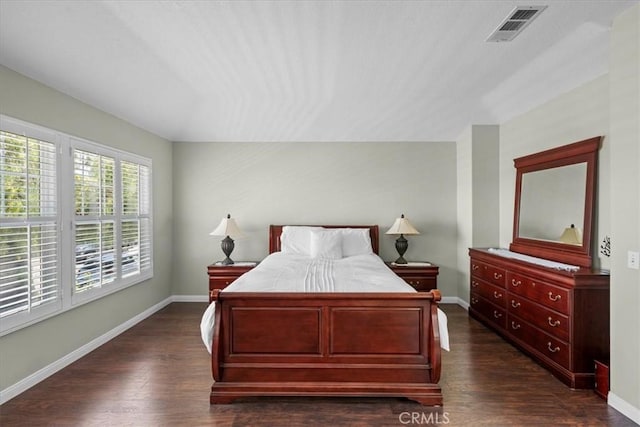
[1,303,635,426]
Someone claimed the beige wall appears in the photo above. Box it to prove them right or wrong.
[609,4,640,417]
[499,75,611,269]
[456,128,473,302]
[494,5,639,419]
[456,125,500,303]
[172,141,458,298]
[0,65,174,391]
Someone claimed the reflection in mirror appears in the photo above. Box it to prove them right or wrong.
[518,163,586,244]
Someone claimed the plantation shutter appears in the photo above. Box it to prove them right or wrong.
[121,161,151,278]
[73,149,115,292]
[0,131,58,318]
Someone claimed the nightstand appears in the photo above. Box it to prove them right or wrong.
[386,262,439,292]
[207,262,258,302]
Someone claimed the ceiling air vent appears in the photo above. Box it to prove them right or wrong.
[486,6,547,42]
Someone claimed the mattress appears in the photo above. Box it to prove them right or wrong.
[200,252,450,352]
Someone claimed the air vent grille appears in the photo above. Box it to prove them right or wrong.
[487,6,547,42]
[510,9,539,20]
[499,21,525,32]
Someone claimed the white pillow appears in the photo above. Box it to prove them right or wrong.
[340,228,374,257]
[309,229,343,259]
[280,226,322,255]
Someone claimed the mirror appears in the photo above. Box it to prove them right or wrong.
[510,137,601,268]
[518,163,587,244]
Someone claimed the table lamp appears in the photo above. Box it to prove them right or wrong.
[210,214,245,265]
[386,214,420,264]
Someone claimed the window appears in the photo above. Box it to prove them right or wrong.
[0,116,153,334]
[71,143,153,304]
[0,130,59,324]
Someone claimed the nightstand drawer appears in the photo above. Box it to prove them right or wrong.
[401,276,436,291]
[386,262,439,292]
[209,277,238,290]
[207,262,258,301]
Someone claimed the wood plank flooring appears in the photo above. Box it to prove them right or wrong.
[1,303,635,426]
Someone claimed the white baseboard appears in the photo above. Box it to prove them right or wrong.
[441,296,469,310]
[0,296,173,405]
[608,392,640,425]
[172,294,208,303]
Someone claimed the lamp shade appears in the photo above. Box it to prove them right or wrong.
[210,214,244,238]
[385,214,420,236]
[558,224,581,245]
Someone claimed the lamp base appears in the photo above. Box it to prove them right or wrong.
[394,234,408,264]
[220,236,235,265]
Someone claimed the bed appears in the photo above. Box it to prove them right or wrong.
[200,225,446,405]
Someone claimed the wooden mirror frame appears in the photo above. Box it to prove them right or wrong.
[509,136,602,268]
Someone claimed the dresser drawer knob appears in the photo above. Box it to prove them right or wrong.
[548,292,562,302]
[511,300,521,308]
[471,281,479,288]
[547,342,560,353]
[548,317,560,327]
[511,279,521,287]
[493,310,502,319]
[493,291,502,299]
[494,272,503,280]
[471,298,479,304]
[472,264,479,271]
[511,321,521,330]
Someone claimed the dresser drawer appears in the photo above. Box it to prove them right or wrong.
[471,260,506,288]
[508,314,570,369]
[470,293,506,329]
[471,279,506,308]
[507,272,570,315]
[507,294,569,341]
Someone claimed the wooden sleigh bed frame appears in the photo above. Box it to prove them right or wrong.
[208,225,443,405]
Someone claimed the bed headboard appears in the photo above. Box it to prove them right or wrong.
[269,225,379,255]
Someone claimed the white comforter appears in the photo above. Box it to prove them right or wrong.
[200,252,450,352]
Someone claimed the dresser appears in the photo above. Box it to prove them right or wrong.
[469,248,609,389]
[387,262,438,292]
[207,262,257,302]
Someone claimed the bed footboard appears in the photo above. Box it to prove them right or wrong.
[210,290,443,405]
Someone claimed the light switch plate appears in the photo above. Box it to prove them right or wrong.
[628,251,640,269]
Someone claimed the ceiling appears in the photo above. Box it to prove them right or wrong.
[0,1,636,143]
